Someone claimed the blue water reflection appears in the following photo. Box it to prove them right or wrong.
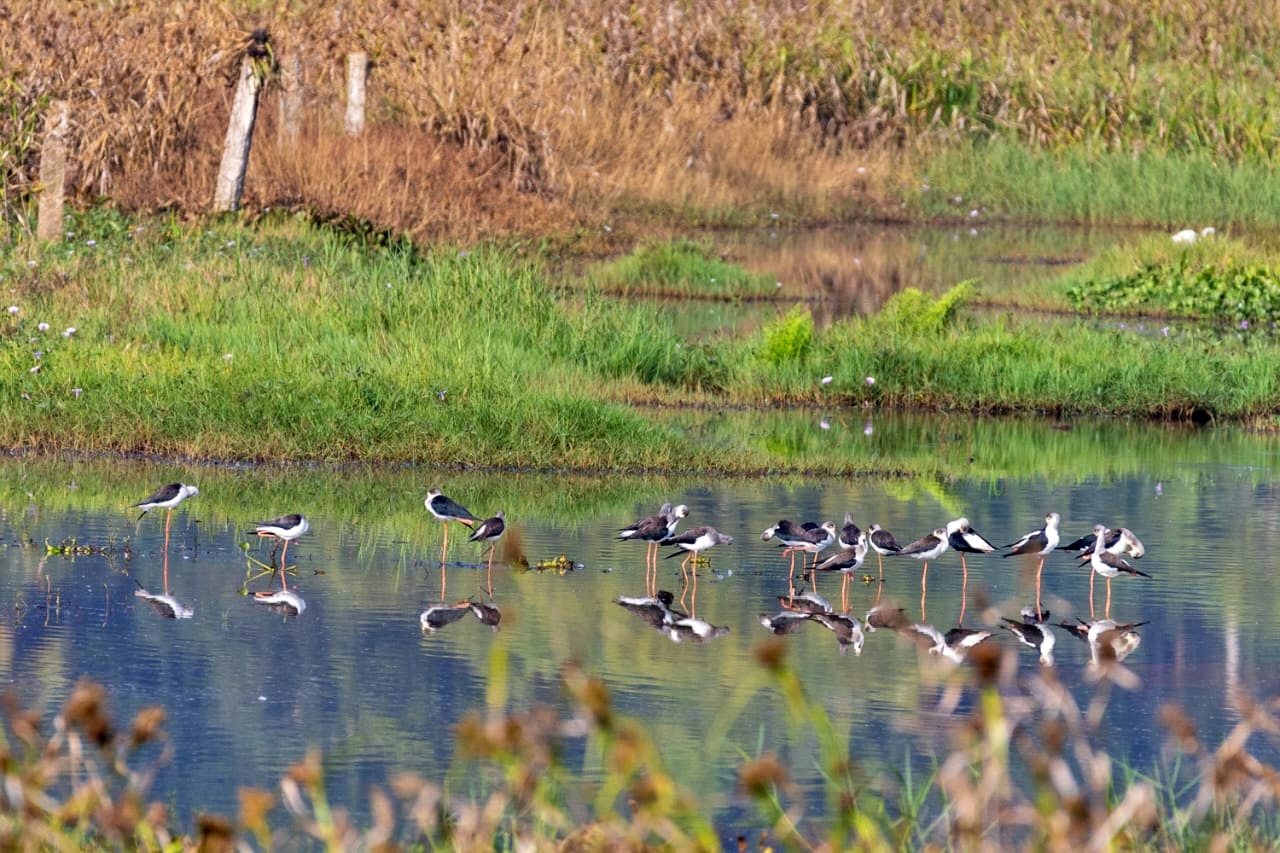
[1,430,1279,844]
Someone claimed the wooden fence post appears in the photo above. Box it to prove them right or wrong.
[278,52,302,147]
[345,52,368,136]
[36,101,69,242]
[213,57,263,212]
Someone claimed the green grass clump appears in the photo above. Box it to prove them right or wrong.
[876,281,976,336]
[911,143,1280,228]
[584,239,778,299]
[756,305,814,367]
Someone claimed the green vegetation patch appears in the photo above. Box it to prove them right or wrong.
[581,239,779,299]
[1063,235,1280,322]
[1070,260,1280,323]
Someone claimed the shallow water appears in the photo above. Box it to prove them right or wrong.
[3,415,1279,845]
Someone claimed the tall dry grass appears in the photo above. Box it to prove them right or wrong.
[4,0,1280,239]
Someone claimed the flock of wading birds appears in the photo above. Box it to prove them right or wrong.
[126,483,1151,669]
[610,501,1152,671]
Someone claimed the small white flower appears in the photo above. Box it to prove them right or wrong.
[62,327,76,337]
[7,306,18,315]
[821,376,833,385]
[72,388,82,398]
[865,376,875,386]
[223,353,234,362]
[864,421,874,436]
[970,209,979,218]
[85,239,97,247]
[37,323,49,332]
[28,365,39,373]
[819,419,830,430]
[856,166,867,174]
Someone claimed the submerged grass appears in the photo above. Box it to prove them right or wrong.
[4,212,1280,472]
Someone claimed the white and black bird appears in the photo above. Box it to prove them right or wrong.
[251,514,310,571]
[815,531,869,613]
[132,482,200,521]
[1087,524,1151,618]
[619,502,688,595]
[946,517,997,581]
[897,527,950,612]
[664,526,734,574]
[839,512,862,549]
[1063,526,1145,559]
[131,482,199,552]
[425,489,478,563]
[762,520,836,583]
[1004,511,1061,616]
[469,511,506,573]
[866,523,902,582]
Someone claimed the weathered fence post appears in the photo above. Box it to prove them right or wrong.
[345,51,368,136]
[36,101,69,242]
[278,52,302,147]
[213,57,263,212]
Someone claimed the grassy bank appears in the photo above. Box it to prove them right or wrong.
[0,213,1277,471]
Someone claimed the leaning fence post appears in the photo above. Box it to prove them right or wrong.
[36,100,69,242]
[213,57,263,212]
[278,52,302,147]
[345,51,368,136]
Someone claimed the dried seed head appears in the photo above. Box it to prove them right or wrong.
[739,752,789,799]
[129,706,166,748]
[237,786,275,831]
[1159,702,1201,752]
[753,636,787,673]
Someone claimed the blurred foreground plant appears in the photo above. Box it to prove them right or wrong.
[6,640,1280,850]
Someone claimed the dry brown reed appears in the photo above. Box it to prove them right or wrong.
[9,0,1275,240]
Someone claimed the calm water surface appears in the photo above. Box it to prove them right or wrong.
[2,416,1279,844]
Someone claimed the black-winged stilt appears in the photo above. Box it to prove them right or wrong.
[425,489,478,564]
[1003,511,1061,617]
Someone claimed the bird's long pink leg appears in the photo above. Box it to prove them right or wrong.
[920,561,929,620]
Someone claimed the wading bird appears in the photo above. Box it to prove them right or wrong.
[425,489,478,564]
[1004,511,1061,618]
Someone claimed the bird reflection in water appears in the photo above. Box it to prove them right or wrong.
[419,599,504,634]
[614,589,730,645]
[133,547,194,620]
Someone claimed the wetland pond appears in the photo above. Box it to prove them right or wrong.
[3,411,1280,845]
